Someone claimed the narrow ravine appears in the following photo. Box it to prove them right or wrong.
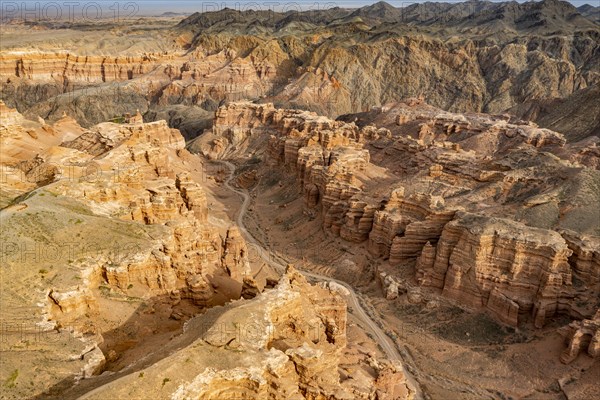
[60,159,424,400]
[217,160,424,399]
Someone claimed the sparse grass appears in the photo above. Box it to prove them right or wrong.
[263,172,280,188]
[482,346,506,360]
[162,377,170,387]
[98,285,111,296]
[110,116,126,124]
[3,369,19,388]
[39,269,48,274]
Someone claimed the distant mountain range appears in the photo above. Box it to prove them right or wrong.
[159,12,193,17]
[148,1,600,139]
[2,0,598,140]
[178,0,600,36]
[578,3,600,23]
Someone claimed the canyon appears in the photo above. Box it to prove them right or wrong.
[0,101,251,397]
[192,99,600,398]
[1,1,599,139]
[1,1,599,399]
[196,100,600,329]
[0,102,417,399]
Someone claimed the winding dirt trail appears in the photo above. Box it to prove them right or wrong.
[218,160,423,399]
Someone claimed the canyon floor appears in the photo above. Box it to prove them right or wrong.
[1,2,600,400]
[231,155,599,400]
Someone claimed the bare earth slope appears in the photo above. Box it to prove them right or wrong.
[193,99,600,398]
[1,0,599,139]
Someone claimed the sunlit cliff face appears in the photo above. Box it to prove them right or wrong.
[1,2,599,399]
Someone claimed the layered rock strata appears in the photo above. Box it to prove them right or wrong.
[560,309,600,364]
[79,266,415,400]
[200,101,600,329]
[2,4,600,136]
[0,52,169,83]
[0,111,249,398]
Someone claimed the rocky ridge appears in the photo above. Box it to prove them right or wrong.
[0,104,415,399]
[1,1,599,139]
[196,101,600,332]
[0,107,253,398]
[77,266,414,400]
